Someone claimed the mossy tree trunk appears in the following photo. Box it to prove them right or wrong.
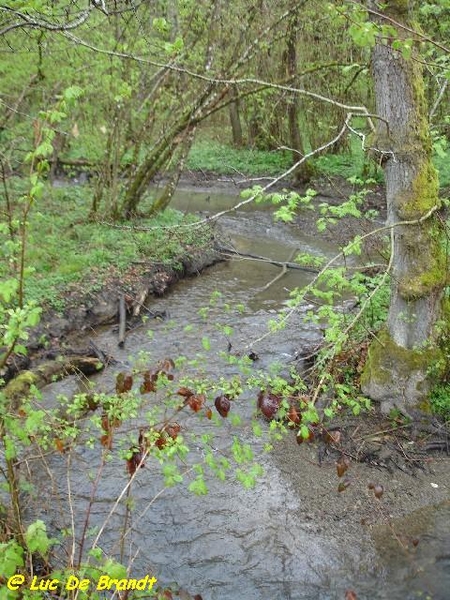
[361,1,448,413]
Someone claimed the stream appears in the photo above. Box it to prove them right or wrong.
[37,186,450,600]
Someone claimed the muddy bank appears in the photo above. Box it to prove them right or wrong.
[4,177,450,599]
[1,238,223,384]
[168,170,388,253]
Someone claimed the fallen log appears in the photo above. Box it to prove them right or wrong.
[261,247,298,291]
[4,355,105,410]
[219,246,319,273]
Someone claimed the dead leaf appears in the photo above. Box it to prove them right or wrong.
[188,394,205,412]
[116,372,133,394]
[177,387,194,398]
[214,395,231,417]
[287,405,301,426]
[336,455,350,478]
[338,478,351,492]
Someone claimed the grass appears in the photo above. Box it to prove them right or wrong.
[0,182,213,312]
[186,135,381,182]
[429,383,450,420]
[187,132,450,190]
[186,140,293,176]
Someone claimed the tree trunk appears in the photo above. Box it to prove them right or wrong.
[148,126,196,216]
[361,1,448,414]
[229,86,243,147]
[285,10,314,183]
[121,110,193,218]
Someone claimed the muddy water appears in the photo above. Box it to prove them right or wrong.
[39,188,449,600]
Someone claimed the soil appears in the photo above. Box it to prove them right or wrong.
[1,234,224,383]
[274,412,450,533]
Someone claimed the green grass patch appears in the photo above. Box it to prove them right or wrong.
[187,140,292,176]
[187,135,384,182]
[1,182,213,312]
[429,383,450,420]
[188,133,450,190]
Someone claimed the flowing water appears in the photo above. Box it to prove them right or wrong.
[35,187,449,600]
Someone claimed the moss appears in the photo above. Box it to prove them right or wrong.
[381,1,410,20]
[361,329,443,400]
[397,232,447,298]
[397,159,440,220]
[4,370,39,410]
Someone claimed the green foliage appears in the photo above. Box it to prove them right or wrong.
[429,383,450,419]
[0,182,213,311]
[0,540,24,577]
[25,520,54,555]
[187,140,292,176]
[0,3,449,596]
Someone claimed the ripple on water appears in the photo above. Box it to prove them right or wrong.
[31,204,450,600]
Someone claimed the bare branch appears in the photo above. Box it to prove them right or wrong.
[0,6,91,36]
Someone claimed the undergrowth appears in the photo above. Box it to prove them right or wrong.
[0,181,213,312]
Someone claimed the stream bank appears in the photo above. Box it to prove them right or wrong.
[3,179,450,600]
[29,184,450,600]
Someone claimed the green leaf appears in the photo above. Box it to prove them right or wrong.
[25,520,52,554]
[188,476,208,496]
[103,559,127,580]
[252,421,262,437]
[63,86,84,101]
[0,541,24,578]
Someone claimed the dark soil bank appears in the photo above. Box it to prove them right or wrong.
[1,239,223,383]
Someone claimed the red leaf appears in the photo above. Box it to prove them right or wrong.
[155,434,167,449]
[100,433,113,449]
[177,387,194,398]
[287,405,301,426]
[166,423,181,440]
[188,394,205,412]
[345,591,358,600]
[159,358,175,371]
[116,372,133,394]
[336,455,350,478]
[257,390,281,420]
[205,407,213,420]
[126,450,144,476]
[140,371,156,394]
[54,438,66,454]
[214,395,231,418]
